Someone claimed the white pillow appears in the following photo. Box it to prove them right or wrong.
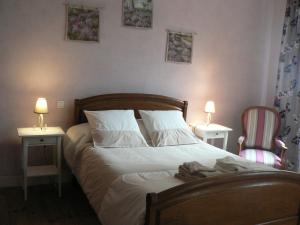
[84,110,148,147]
[64,123,92,147]
[136,119,152,145]
[139,110,198,146]
[64,123,92,168]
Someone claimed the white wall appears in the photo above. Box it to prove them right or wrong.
[0,0,286,186]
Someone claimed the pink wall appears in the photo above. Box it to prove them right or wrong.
[0,0,286,186]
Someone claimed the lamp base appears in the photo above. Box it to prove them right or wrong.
[37,114,46,130]
[206,113,212,126]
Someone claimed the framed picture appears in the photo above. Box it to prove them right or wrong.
[65,4,100,42]
[122,0,153,28]
[165,31,193,64]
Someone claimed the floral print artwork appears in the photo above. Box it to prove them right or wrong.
[274,0,300,171]
[123,0,152,28]
[166,31,193,63]
[66,5,99,42]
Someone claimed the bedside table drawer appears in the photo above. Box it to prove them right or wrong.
[25,136,57,146]
[205,131,225,139]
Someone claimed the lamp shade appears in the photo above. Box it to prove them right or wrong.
[34,98,48,114]
[204,101,215,113]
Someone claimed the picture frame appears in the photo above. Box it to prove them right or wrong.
[122,0,153,28]
[165,30,193,64]
[65,4,100,42]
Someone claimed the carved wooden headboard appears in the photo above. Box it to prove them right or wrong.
[74,93,188,124]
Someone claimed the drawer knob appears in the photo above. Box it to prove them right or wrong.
[40,138,44,142]
[216,133,219,135]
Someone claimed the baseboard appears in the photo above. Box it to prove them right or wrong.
[0,174,72,188]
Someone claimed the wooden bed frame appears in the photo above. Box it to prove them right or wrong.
[74,93,300,225]
[75,93,188,124]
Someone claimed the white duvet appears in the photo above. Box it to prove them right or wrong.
[65,140,241,225]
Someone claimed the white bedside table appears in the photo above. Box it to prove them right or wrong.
[17,127,65,200]
[194,123,232,150]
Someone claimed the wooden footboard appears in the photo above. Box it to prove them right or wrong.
[145,171,300,225]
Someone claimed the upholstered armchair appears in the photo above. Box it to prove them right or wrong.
[238,106,288,169]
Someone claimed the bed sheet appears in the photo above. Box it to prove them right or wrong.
[64,140,241,225]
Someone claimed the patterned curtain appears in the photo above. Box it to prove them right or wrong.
[274,0,300,171]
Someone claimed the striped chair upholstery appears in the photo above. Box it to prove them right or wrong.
[238,107,284,169]
[239,149,282,168]
[243,108,278,149]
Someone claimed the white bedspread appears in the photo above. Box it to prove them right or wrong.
[101,170,182,225]
[65,140,242,225]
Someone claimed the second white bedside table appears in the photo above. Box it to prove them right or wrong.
[17,127,65,200]
[194,123,232,150]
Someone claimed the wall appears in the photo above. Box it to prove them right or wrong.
[0,0,286,187]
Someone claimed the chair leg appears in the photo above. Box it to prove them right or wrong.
[280,149,287,170]
[237,143,242,155]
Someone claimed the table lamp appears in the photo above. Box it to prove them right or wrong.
[204,101,215,125]
[34,97,48,130]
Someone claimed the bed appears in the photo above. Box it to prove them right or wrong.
[64,93,300,225]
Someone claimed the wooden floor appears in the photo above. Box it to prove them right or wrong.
[0,184,101,225]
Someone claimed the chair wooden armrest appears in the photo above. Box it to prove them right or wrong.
[237,136,245,154]
[275,138,288,169]
[275,138,288,151]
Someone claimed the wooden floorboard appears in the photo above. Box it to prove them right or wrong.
[0,184,101,225]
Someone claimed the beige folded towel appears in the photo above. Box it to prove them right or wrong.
[175,156,276,183]
[175,173,201,182]
[182,161,217,174]
[175,161,222,182]
[215,156,276,173]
